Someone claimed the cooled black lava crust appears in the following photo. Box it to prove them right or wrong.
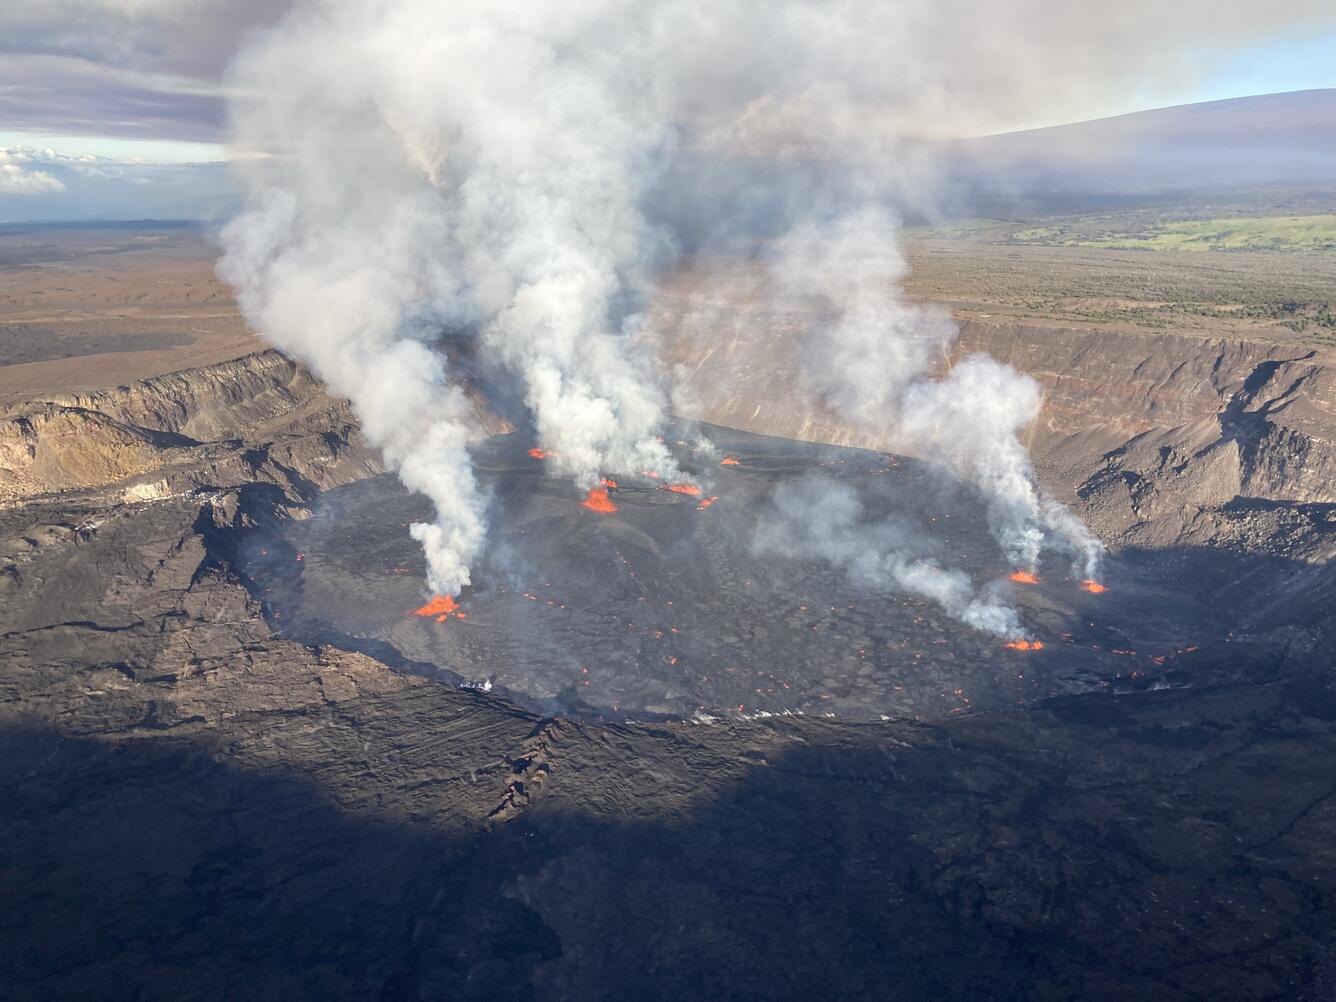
[240,425,1230,721]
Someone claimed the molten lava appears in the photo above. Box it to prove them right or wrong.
[602,477,618,489]
[720,457,740,466]
[662,483,702,496]
[1005,639,1045,651]
[1009,571,1039,585]
[528,447,550,460]
[697,495,719,510]
[1080,579,1107,594]
[582,487,618,513]
[413,594,459,617]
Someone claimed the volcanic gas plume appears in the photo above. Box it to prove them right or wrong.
[214,0,1234,628]
[753,478,1027,639]
[769,211,1104,584]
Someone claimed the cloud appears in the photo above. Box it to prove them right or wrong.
[0,1,291,143]
[0,1,287,80]
[0,56,226,144]
[0,151,67,194]
[0,164,65,195]
[0,145,234,222]
[3,1,1336,148]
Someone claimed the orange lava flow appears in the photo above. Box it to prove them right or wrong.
[413,595,459,617]
[662,483,702,496]
[582,487,618,513]
[1009,571,1040,585]
[1080,579,1107,594]
[1005,639,1045,651]
[720,457,740,466]
[697,495,719,510]
[601,477,618,489]
[528,447,550,459]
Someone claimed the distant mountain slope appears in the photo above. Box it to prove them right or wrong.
[663,91,1336,243]
[943,89,1336,195]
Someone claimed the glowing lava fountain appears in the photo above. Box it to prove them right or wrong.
[413,595,459,618]
[582,487,618,513]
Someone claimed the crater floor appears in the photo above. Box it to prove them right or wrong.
[241,426,1233,721]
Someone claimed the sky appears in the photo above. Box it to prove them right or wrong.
[0,0,1334,222]
[1199,28,1336,107]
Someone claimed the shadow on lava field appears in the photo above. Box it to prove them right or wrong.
[237,426,1248,722]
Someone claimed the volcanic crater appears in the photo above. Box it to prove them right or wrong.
[239,425,1234,722]
[9,225,1336,999]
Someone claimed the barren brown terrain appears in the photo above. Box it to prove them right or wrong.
[5,224,1336,1000]
[905,238,1336,345]
[0,226,259,406]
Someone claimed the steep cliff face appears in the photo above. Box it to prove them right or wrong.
[49,351,337,443]
[0,350,506,506]
[652,283,1336,555]
[952,322,1336,553]
[0,351,371,504]
[7,294,1336,558]
[958,321,1336,494]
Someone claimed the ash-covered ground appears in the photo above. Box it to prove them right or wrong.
[240,425,1233,722]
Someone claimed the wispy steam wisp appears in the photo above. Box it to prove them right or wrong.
[755,479,1024,638]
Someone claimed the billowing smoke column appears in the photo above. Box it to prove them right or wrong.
[772,208,1104,581]
[219,0,1301,608]
[220,0,685,594]
[220,189,487,595]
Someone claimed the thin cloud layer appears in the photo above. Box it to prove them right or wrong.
[0,0,292,143]
[0,146,236,222]
[2,1,1335,147]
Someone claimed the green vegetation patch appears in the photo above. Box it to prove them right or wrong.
[1010,215,1336,253]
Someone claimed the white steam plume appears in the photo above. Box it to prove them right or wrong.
[772,207,1104,579]
[219,189,487,595]
[216,0,1315,594]
[221,1,686,593]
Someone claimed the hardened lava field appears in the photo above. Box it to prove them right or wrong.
[239,426,1230,721]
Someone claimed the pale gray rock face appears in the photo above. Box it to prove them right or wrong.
[655,289,1336,552]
